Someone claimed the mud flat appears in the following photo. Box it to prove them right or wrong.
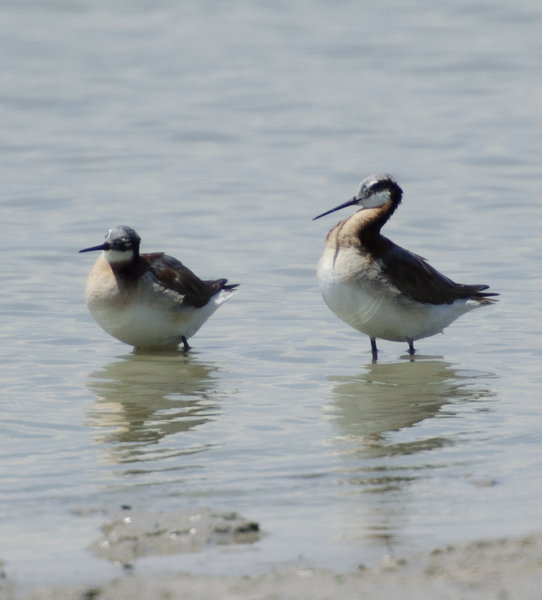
[2,531,542,600]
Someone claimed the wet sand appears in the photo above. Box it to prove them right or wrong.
[3,532,542,600]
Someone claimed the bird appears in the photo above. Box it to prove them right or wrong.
[313,174,498,361]
[79,226,238,351]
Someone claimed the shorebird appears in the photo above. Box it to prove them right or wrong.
[80,226,238,351]
[313,174,498,361]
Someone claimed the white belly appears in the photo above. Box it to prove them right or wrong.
[317,247,478,342]
[88,298,225,348]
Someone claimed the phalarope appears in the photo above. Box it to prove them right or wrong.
[80,226,238,351]
[313,174,498,361]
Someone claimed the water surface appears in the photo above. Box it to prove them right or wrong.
[1,0,542,589]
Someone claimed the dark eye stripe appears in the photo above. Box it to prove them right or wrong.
[368,181,390,193]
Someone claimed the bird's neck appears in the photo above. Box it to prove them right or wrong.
[327,198,399,250]
[105,251,148,285]
[104,249,136,266]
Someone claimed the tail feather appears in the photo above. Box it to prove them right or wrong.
[223,282,240,292]
[207,278,239,293]
[469,285,499,305]
[476,297,498,306]
[452,284,499,306]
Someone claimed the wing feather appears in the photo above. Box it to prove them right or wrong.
[142,253,236,309]
[377,243,496,305]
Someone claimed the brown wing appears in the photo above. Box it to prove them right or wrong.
[142,253,236,309]
[376,243,497,305]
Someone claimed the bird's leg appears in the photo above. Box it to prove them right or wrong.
[181,336,191,352]
[370,337,378,362]
[407,339,416,356]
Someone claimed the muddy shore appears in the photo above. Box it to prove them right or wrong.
[3,532,542,600]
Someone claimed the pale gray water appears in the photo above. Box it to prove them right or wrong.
[1,0,542,589]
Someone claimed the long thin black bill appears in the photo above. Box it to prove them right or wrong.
[312,197,358,221]
[79,243,110,253]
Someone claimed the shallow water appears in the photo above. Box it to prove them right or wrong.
[1,0,542,589]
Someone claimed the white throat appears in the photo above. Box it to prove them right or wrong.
[104,249,134,265]
[360,189,391,209]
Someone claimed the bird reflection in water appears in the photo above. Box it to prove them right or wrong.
[85,352,221,465]
[324,358,496,546]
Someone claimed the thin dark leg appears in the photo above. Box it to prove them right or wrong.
[407,339,416,356]
[370,337,378,362]
[181,336,191,352]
